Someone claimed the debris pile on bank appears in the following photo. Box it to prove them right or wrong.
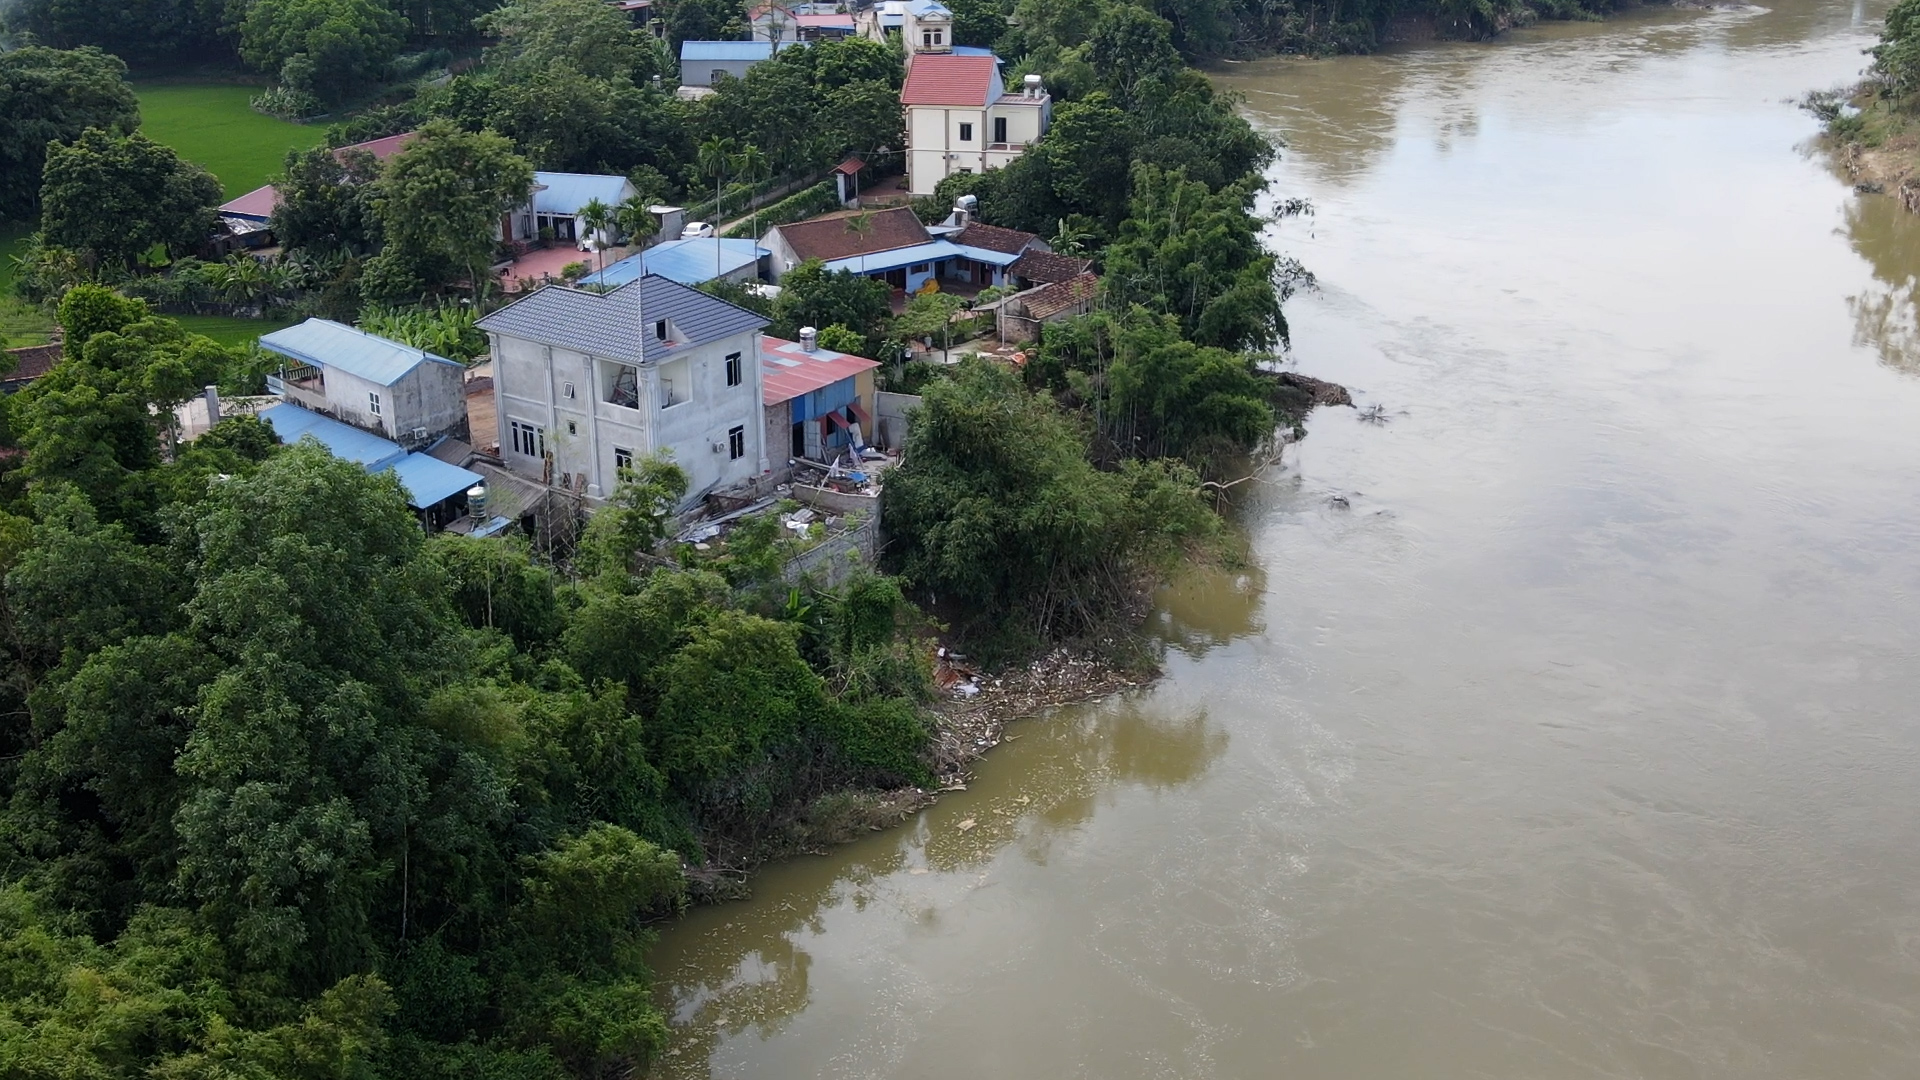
[927,647,1145,775]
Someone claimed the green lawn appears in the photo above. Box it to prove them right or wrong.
[173,313,296,349]
[0,223,53,347]
[134,83,327,199]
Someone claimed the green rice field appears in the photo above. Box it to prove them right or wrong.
[134,83,327,198]
[173,313,296,349]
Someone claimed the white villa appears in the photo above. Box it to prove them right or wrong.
[475,277,771,504]
[896,2,1051,196]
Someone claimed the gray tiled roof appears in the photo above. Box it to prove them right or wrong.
[476,276,768,364]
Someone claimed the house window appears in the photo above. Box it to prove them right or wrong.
[368,391,381,416]
[910,262,930,273]
[614,446,633,471]
[510,419,546,458]
[959,122,973,142]
[728,425,746,460]
[725,352,743,387]
[994,117,1008,144]
[654,319,669,341]
[567,420,577,435]
[922,28,942,46]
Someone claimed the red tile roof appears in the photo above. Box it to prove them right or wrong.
[952,221,1037,255]
[762,335,879,405]
[1008,249,1091,284]
[773,206,930,262]
[1018,272,1098,321]
[901,54,997,107]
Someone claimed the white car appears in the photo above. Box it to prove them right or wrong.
[681,221,716,239]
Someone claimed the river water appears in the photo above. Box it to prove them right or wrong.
[649,3,1920,1075]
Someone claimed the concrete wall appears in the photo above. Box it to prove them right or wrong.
[791,483,879,516]
[761,227,804,279]
[683,57,765,87]
[782,512,878,588]
[490,326,767,504]
[875,390,921,451]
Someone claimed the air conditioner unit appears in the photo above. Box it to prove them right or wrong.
[711,440,726,453]
[410,427,428,441]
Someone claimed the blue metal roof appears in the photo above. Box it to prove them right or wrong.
[904,0,950,16]
[952,45,995,57]
[259,402,482,509]
[582,239,768,287]
[532,172,635,216]
[819,238,1018,275]
[389,453,487,509]
[948,242,1023,266]
[260,319,460,387]
[680,40,776,61]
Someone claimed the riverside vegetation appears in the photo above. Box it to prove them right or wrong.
[0,1,1329,1076]
[1807,0,1920,204]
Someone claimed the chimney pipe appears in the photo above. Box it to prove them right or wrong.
[800,326,818,352]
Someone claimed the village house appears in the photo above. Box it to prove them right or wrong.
[476,277,771,505]
[261,318,468,447]
[751,2,856,41]
[903,54,1051,195]
[210,132,419,256]
[760,200,1047,297]
[988,271,1099,342]
[678,39,798,89]
[254,318,483,528]
[762,328,880,466]
[499,172,639,249]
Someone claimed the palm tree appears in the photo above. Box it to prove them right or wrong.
[579,197,615,279]
[733,143,772,239]
[616,196,659,250]
[697,136,737,229]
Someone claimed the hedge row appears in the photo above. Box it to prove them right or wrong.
[723,182,840,239]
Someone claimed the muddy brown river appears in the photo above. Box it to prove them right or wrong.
[648,3,1920,1075]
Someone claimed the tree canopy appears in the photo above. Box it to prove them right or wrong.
[372,120,535,299]
[39,129,223,271]
[0,47,139,224]
[239,0,411,105]
[882,361,1218,656]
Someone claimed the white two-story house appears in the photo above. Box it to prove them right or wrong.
[903,54,1051,195]
[476,276,770,505]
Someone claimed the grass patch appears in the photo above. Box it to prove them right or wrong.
[134,83,327,198]
[0,223,53,348]
[174,313,296,349]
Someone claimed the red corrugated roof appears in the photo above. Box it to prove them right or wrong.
[901,54,997,106]
[762,335,880,405]
[219,183,280,218]
[215,132,418,219]
[344,131,419,161]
